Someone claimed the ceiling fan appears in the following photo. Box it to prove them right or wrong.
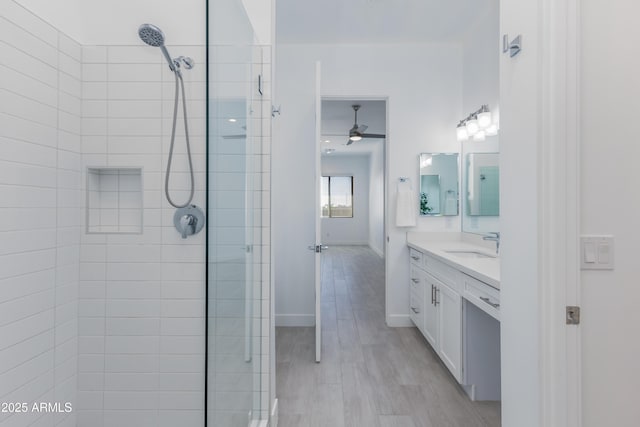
[346,104,386,145]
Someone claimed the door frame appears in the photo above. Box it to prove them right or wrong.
[502,0,581,425]
[539,0,581,425]
[319,92,390,313]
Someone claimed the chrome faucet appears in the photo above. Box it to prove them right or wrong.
[483,232,500,254]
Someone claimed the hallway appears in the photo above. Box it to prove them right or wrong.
[275,246,500,427]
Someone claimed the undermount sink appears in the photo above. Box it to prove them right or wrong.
[444,250,497,259]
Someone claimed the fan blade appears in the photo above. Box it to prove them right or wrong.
[361,133,386,139]
[357,124,368,133]
[346,139,354,146]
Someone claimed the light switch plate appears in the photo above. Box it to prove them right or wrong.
[580,235,614,270]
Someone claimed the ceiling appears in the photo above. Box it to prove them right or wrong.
[277,0,494,44]
[321,100,385,156]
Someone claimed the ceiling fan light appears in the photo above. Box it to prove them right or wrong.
[478,111,492,129]
[349,135,362,142]
[456,124,468,141]
[466,118,479,135]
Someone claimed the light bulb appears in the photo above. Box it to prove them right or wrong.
[485,124,498,136]
[473,130,486,141]
[456,124,469,141]
[466,118,479,135]
[478,111,492,129]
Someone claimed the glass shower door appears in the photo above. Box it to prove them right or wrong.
[207,1,269,424]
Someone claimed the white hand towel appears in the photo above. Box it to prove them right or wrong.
[396,181,416,227]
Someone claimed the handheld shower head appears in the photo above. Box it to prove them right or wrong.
[138,23,165,47]
[138,23,175,71]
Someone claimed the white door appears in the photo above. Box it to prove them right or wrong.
[313,61,323,363]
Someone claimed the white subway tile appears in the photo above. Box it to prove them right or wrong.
[59,54,81,80]
[106,318,159,336]
[104,373,158,391]
[108,82,162,100]
[105,336,159,354]
[0,1,58,46]
[108,46,160,64]
[106,300,160,318]
[107,63,162,82]
[105,355,158,373]
[82,46,107,63]
[58,33,81,61]
[104,410,158,427]
[82,63,107,82]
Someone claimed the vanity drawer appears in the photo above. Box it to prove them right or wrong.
[409,248,423,265]
[410,266,423,294]
[409,292,424,331]
[423,254,459,289]
[463,273,500,321]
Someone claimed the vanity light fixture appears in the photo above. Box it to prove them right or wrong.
[456,104,498,141]
[456,121,469,141]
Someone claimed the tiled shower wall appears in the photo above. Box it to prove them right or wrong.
[77,44,208,427]
[0,2,82,427]
[0,3,272,427]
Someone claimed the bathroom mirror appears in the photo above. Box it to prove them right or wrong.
[462,145,500,234]
[465,153,499,216]
[419,153,459,216]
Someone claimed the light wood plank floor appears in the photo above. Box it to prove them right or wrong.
[276,246,501,427]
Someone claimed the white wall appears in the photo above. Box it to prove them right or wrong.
[273,43,462,326]
[321,155,370,245]
[580,1,640,425]
[460,0,500,234]
[369,142,385,257]
[0,3,82,426]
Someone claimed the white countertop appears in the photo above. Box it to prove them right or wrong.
[406,233,501,290]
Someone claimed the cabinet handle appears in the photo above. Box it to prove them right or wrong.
[435,288,440,306]
[411,307,420,314]
[431,284,435,305]
[411,255,420,261]
[411,278,419,284]
[480,296,500,309]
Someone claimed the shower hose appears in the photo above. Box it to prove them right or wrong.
[165,69,195,208]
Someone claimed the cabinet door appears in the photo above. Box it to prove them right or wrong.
[437,281,462,381]
[422,273,439,349]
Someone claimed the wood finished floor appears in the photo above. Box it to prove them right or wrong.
[276,246,501,427]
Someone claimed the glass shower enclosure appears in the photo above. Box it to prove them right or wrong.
[0,0,269,426]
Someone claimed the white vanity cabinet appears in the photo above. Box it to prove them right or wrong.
[409,248,462,382]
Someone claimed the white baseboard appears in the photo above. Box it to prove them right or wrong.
[369,244,384,259]
[386,314,414,327]
[270,398,278,427]
[275,314,315,327]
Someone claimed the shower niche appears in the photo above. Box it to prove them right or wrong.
[86,167,143,234]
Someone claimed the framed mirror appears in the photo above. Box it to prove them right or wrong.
[466,153,499,216]
[419,153,459,216]
[462,149,500,234]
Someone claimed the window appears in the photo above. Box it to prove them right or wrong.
[321,176,353,218]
